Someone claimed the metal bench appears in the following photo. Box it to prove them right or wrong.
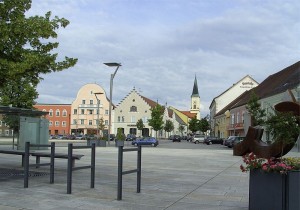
[31,152,84,167]
[0,149,27,166]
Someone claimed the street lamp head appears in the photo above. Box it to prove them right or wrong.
[104,62,121,67]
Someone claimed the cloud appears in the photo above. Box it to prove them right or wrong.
[28,0,300,117]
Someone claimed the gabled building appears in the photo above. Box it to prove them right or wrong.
[214,61,300,143]
[70,83,111,136]
[209,75,259,135]
[229,61,300,141]
[190,76,201,119]
[113,88,158,137]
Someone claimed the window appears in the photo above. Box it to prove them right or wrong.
[122,116,125,122]
[231,114,235,125]
[80,119,84,125]
[62,109,67,117]
[118,116,121,122]
[56,109,60,116]
[81,109,85,114]
[237,112,240,123]
[89,120,92,125]
[90,100,93,105]
[143,117,148,123]
[105,120,108,125]
[89,110,93,115]
[55,121,59,127]
[62,121,66,127]
[130,106,137,112]
[49,109,53,117]
[49,121,53,126]
[105,110,109,115]
[82,100,86,104]
[73,119,77,125]
[131,116,136,123]
[74,109,77,114]
[242,111,245,123]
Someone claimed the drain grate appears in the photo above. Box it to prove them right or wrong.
[0,168,49,181]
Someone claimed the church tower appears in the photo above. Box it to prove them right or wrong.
[190,76,201,119]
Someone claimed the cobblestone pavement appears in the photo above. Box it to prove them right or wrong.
[0,140,299,210]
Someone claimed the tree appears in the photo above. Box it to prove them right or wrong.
[0,0,77,94]
[148,104,164,138]
[178,124,185,135]
[98,117,106,138]
[188,117,199,133]
[0,77,38,108]
[164,119,174,137]
[246,91,266,126]
[136,119,144,137]
[198,117,210,134]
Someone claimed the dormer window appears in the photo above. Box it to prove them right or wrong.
[130,106,137,112]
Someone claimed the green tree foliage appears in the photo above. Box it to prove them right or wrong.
[136,119,144,136]
[198,117,210,133]
[116,128,125,141]
[164,119,174,137]
[265,111,299,145]
[0,0,77,91]
[188,117,199,133]
[98,117,105,138]
[148,104,164,138]
[0,77,38,108]
[246,91,266,126]
[178,124,185,135]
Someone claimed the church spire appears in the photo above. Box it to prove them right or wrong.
[191,75,199,97]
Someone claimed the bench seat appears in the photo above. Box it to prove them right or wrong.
[31,152,84,167]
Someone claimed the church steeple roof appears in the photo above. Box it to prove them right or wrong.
[191,76,199,97]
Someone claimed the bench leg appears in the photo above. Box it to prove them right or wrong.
[22,155,24,167]
[36,156,40,168]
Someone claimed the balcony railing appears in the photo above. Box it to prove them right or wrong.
[227,123,244,130]
[78,104,103,109]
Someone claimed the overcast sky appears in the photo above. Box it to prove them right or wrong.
[28,0,300,117]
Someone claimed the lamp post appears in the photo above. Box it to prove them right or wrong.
[104,62,121,145]
[94,92,103,138]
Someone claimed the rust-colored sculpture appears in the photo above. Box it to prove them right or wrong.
[233,101,300,158]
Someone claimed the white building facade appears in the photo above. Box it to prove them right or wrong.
[70,83,111,136]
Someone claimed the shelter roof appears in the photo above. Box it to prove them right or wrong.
[0,106,48,116]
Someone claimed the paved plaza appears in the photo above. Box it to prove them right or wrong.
[0,140,299,210]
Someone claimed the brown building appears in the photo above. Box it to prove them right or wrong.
[34,104,71,136]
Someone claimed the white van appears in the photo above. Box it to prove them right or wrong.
[192,134,205,144]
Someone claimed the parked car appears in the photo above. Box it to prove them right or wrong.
[109,134,116,141]
[192,134,205,144]
[172,135,181,142]
[126,134,136,141]
[65,134,76,140]
[132,137,159,147]
[223,136,245,148]
[168,135,175,140]
[204,137,223,145]
[75,135,85,140]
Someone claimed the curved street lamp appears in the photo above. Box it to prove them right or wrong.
[94,92,103,137]
[104,62,121,145]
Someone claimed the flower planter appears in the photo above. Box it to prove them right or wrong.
[87,140,95,147]
[115,140,124,147]
[286,170,300,210]
[249,169,300,210]
[99,140,106,147]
